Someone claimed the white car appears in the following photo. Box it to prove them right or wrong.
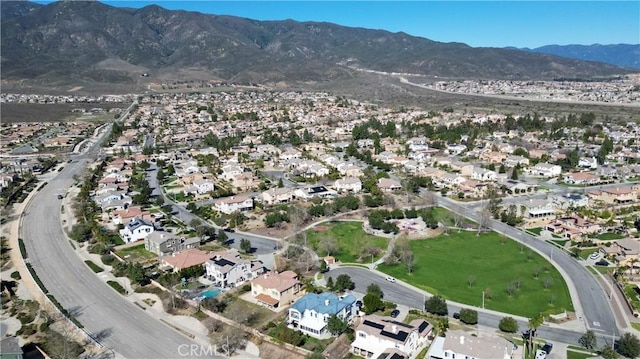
[589,252,601,260]
[385,276,396,283]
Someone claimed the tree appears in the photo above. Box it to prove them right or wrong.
[499,316,519,333]
[459,309,478,325]
[618,332,640,358]
[212,326,246,356]
[319,260,328,273]
[334,274,354,292]
[326,314,349,336]
[240,238,252,253]
[424,295,448,316]
[435,317,449,337]
[326,276,334,290]
[579,330,597,350]
[317,236,339,256]
[367,283,384,299]
[217,230,228,244]
[362,292,384,314]
[527,313,544,354]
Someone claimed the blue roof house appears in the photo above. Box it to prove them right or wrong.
[288,292,357,339]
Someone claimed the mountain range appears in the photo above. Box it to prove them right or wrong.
[1,1,636,89]
[521,44,640,69]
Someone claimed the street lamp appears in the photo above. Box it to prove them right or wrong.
[482,291,485,309]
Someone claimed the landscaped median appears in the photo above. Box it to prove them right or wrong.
[84,260,104,273]
[107,280,127,295]
[377,230,574,318]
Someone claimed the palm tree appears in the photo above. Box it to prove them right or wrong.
[527,313,544,354]
[631,258,639,278]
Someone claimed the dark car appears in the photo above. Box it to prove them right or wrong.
[453,312,460,320]
[390,309,400,318]
[223,227,235,233]
[541,342,553,354]
[595,259,610,267]
[57,194,64,200]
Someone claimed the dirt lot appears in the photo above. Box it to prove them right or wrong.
[2,103,126,123]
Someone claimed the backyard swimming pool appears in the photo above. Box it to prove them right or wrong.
[199,287,222,299]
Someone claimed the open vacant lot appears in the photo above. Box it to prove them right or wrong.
[377,230,573,318]
[306,221,390,264]
[2,103,125,123]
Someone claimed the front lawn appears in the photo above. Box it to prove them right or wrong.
[306,221,390,263]
[377,231,573,318]
[596,232,625,241]
[578,248,599,260]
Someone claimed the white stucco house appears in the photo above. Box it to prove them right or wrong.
[214,195,253,214]
[119,217,154,243]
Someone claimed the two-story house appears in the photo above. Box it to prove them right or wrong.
[251,270,304,310]
[205,249,265,288]
[119,217,154,243]
[288,292,357,339]
[145,232,201,256]
[333,177,363,193]
[214,195,254,214]
[351,314,432,358]
[529,163,562,178]
[261,187,295,205]
[377,178,402,192]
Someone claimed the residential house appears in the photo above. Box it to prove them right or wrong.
[0,337,24,359]
[119,217,154,243]
[294,186,337,200]
[377,178,402,192]
[145,232,200,256]
[563,172,600,185]
[288,292,357,339]
[427,329,516,359]
[351,314,432,359]
[522,199,555,219]
[262,187,295,205]
[589,187,637,205]
[280,149,302,161]
[214,195,253,214]
[504,155,530,167]
[111,206,155,225]
[552,193,590,209]
[545,216,601,240]
[529,163,562,178]
[334,177,363,193]
[205,249,266,288]
[601,238,640,267]
[251,271,304,309]
[471,167,497,182]
[183,178,215,195]
[579,157,598,169]
[161,248,211,272]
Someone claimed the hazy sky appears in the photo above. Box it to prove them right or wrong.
[36,1,640,48]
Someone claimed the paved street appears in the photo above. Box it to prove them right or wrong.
[147,164,278,255]
[21,111,219,358]
[436,195,618,337]
[326,267,616,348]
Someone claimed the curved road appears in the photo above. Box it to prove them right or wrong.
[436,196,618,336]
[147,164,277,255]
[22,112,217,358]
[327,267,616,348]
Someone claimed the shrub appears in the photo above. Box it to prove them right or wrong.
[101,254,115,265]
[498,316,519,333]
[107,280,127,295]
[459,309,478,325]
[10,271,21,280]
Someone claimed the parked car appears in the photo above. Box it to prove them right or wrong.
[589,252,601,260]
[385,276,396,283]
[390,309,400,318]
[595,259,610,267]
[541,342,553,354]
[223,227,235,233]
[453,312,460,320]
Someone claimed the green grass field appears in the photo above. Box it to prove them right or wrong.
[116,244,156,263]
[596,232,625,240]
[566,350,596,359]
[307,222,390,263]
[377,231,573,318]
